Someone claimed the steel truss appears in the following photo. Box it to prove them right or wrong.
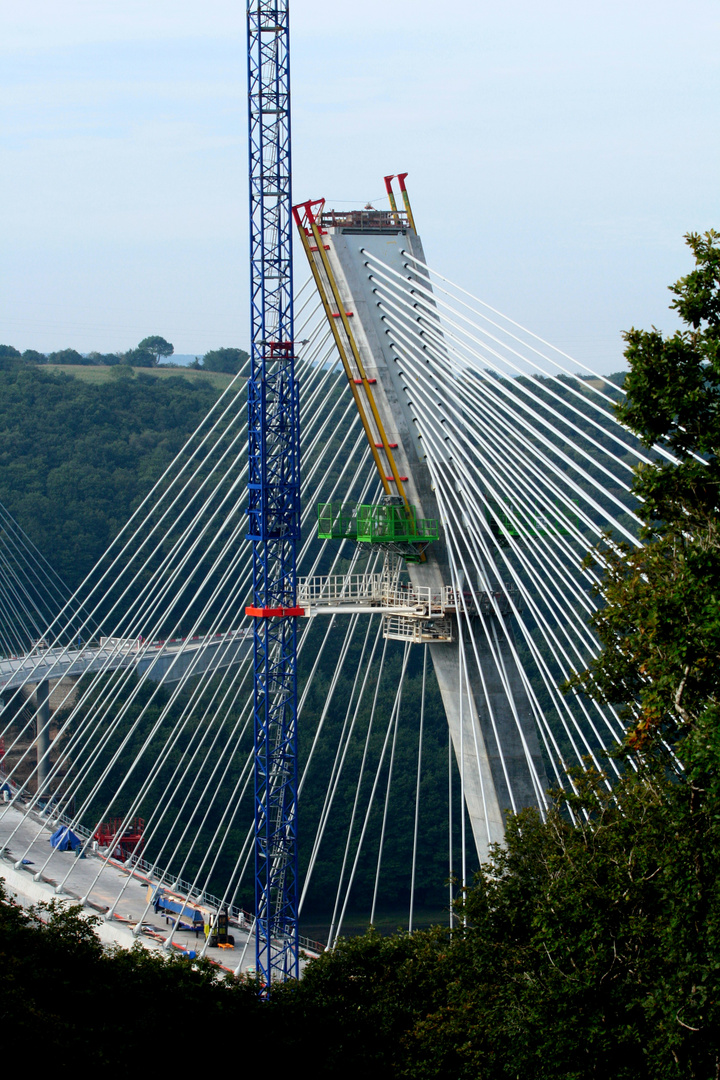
[246,0,300,987]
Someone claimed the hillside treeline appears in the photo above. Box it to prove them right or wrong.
[0,339,248,372]
[0,360,224,591]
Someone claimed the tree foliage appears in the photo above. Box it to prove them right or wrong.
[137,334,174,364]
[569,231,720,759]
[202,346,249,374]
[274,766,720,1079]
[48,348,89,365]
[0,363,222,591]
[0,884,263,1069]
[0,335,185,368]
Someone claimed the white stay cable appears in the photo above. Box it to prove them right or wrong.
[387,318,641,545]
[326,634,389,947]
[299,615,383,913]
[332,643,411,946]
[377,298,643,533]
[407,388,610,780]
[364,252,660,467]
[423,421,618,778]
[408,644,426,934]
[369,639,404,927]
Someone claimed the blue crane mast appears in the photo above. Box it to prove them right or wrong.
[245,0,301,987]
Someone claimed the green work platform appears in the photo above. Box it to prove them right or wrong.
[318,502,439,556]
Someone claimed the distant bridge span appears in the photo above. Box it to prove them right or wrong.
[0,630,252,792]
[0,629,252,694]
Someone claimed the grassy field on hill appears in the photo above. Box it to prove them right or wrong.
[46,363,238,390]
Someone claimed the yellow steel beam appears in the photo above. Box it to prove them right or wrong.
[304,215,413,517]
[294,219,391,495]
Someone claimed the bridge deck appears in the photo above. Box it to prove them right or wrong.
[0,630,252,691]
[0,804,319,976]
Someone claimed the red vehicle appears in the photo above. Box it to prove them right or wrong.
[94,817,144,861]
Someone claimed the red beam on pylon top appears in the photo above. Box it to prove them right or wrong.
[292,198,327,236]
[383,173,416,232]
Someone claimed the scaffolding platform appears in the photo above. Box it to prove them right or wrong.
[317,502,439,562]
[383,614,454,643]
[297,563,523,643]
[298,571,454,643]
[298,572,446,616]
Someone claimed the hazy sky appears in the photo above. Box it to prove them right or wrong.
[1,1,717,370]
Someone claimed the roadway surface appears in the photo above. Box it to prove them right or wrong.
[0,803,319,975]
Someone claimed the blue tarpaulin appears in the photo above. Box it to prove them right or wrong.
[50,826,82,851]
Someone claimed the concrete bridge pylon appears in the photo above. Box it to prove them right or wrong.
[295,201,549,861]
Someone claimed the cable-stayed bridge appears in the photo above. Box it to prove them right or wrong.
[0,632,251,694]
[0,192,658,977]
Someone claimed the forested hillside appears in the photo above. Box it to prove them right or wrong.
[0,361,227,590]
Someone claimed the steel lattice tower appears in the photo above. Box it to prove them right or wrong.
[246,0,301,987]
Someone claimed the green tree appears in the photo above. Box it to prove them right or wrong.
[0,883,265,1068]
[569,231,720,761]
[22,349,47,363]
[202,346,248,374]
[48,348,91,365]
[137,335,174,364]
[122,346,155,367]
[87,350,121,365]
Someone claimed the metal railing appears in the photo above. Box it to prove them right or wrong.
[383,614,454,643]
[318,208,410,232]
[298,572,384,605]
[298,573,450,616]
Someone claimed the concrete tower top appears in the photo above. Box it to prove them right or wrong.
[317,206,412,234]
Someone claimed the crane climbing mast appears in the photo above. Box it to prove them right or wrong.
[246,1,300,986]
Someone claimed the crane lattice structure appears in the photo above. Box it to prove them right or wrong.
[246,0,301,986]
